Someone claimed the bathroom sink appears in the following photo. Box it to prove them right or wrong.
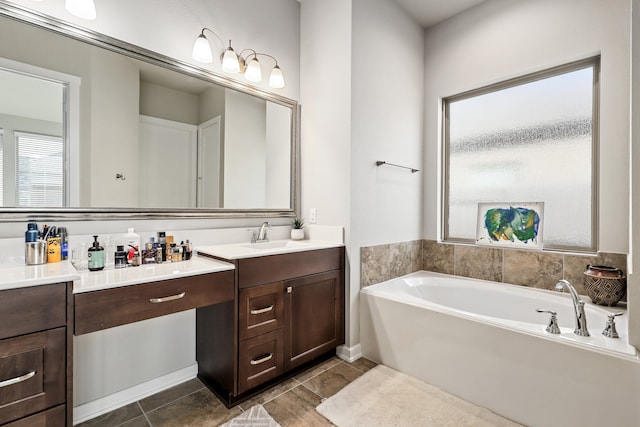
[197,239,342,260]
[240,240,309,250]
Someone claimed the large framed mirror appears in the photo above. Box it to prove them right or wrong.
[0,2,299,221]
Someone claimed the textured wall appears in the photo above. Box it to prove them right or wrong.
[361,239,627,300]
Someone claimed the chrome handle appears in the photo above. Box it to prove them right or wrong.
[0,370,36,388]
[286,286,292,294]
[603,312,624,338]
[149,292,186,303]
[608,312,624,319]
[250,305,274,315]
[536,308,560,334]
[250,353,273,365]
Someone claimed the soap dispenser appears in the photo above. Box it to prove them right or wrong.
[88,235,105,271]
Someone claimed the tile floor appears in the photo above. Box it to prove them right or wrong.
[76,357,377,427]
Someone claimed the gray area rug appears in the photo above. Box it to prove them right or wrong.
[221,404,281,427]
[316,364,520,426]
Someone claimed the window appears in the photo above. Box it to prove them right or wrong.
[443,57,599,251]
[15,131,64,207]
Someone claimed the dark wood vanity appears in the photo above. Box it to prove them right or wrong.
[196,246,345,406]
[0,282,73,427]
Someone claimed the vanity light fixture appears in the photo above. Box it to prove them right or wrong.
[65,0,97,20]
[192,28,285,88]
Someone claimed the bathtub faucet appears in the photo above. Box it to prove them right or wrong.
[554,279,590,337]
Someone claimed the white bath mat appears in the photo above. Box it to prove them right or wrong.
[221,404,281,427]
[316,365,520,427]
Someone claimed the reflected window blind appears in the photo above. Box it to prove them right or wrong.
[15,131,64,207]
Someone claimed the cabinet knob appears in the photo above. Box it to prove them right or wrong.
[286,286,292,293]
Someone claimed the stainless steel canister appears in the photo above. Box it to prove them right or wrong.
[25,240,47,265]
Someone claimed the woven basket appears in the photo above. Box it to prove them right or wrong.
[583,265,626,306]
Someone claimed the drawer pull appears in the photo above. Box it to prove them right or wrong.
[250,353,273,365]
[250,305,274,315]
[0,370,36,388]
[149,292,186,303]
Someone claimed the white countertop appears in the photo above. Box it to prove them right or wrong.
[0,259,81,291]
[73,255,235,293]
[196,239,344,260]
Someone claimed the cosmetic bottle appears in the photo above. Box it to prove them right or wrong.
[47,226,61,263]
[123,228,140,265]
[131,250,141,266]
[58,227,69,260]
[185,240,193,260]
[25,222,39,243]
[88,235,105,271]
[157,232,167,262]
[114,245,128,269]
[142,242,156,264]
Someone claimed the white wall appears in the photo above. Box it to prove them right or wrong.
[300,0,423,353]
[630,0,640,350]
[422,0,631,255]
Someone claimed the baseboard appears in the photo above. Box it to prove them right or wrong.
[73,364,198,425]
[336,343,362,363]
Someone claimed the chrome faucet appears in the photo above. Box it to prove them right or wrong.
[554,279,590,337]
[254,221,270,243]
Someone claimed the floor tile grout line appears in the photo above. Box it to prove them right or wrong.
[138,386,207,416]
[137,401,154,427]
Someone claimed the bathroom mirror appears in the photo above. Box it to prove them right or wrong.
[0,2,298,221]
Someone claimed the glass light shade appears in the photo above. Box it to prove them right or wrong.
[269,65,285,88]
[221,47,240,73]
[65,0,96,20]
[192,35,213,63]
[244,57,262,83]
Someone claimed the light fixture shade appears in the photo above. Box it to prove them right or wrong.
[221,46,240,73]
[245,57,262,83]
[192,35,213,63]
[269,65,285,88]
[65,0,96,20]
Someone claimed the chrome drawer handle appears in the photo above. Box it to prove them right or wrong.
[0,370,36,388]
[250,353,273,365]
[250,305,274,315]
[149,292,186,303]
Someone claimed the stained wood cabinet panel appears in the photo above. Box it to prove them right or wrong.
[0,283,71,427]
[239,282,284,340]
[237,330,284,393]
[197,246,345,405]
[75,271,234,334]
[284,270,343,371]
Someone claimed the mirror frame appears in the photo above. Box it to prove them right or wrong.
[0,2,299,222]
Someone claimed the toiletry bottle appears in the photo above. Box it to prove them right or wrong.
[157,231,167,262]
[58,227,69,260]
[114,245,127,269]
[88,235,105,271]
[47,226,61,263]
[25,222,39,242]
[142,242,156,264]
[123,228,141,265]
[131,250,141,267]
[185,239,193,260]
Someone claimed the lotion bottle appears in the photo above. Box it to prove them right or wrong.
[88,235,105,271]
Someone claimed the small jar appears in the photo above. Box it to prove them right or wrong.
[583,264,626,306]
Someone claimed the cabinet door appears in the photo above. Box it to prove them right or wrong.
[284,270,344,371]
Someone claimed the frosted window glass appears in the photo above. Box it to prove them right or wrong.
[445,61,596,250]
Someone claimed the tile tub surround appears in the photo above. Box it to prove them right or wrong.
[361,239,627,299]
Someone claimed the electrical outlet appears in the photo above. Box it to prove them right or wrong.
[309,208,317,224]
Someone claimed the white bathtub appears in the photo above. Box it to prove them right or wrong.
[360,271,640,427]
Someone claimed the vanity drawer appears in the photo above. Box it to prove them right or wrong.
[239,282,284,340]
[238,247,344,288]
[75,271,234,335]
[238,329,284,393]
[0,328,66,425]
[3,405,65,427]
[0,283,67,340]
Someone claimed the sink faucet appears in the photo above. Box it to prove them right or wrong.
[554,279,590,337]
[254,221,271,243]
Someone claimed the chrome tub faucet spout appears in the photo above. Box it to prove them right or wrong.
[554,279,590,337]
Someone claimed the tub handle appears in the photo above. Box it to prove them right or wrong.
[602,312,624,339]
[536,309,561,334]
